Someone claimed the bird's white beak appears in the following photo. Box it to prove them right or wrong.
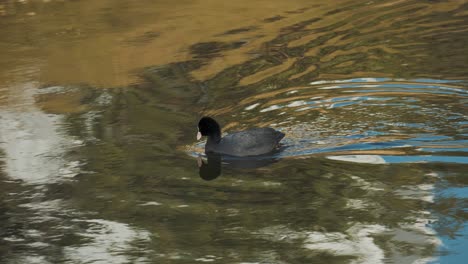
[197,131,202,140]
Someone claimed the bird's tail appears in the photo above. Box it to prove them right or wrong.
[275,131,285,142]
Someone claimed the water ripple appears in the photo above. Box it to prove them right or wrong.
[203,78,468,164]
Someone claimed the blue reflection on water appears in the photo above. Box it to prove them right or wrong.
[380,155,468,164]
[432,185,468,264]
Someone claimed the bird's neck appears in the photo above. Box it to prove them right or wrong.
[207,133,221,144]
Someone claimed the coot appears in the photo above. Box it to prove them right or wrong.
[197,116,285,157]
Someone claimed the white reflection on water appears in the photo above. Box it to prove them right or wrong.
[0,82,82,184]
[327,154,468,164]
[9,199,153,264]
[304,224,387,264]
[1,82,153,264]
[14,256,49,264]
[255,172,441,264]
[257,224,388,263]
[328,155,387,164]
[64,219,152,264]
[0,111,83,184]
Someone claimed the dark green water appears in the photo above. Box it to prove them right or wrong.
[0,0,467,263]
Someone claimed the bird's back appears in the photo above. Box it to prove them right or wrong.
[208,127,285,157]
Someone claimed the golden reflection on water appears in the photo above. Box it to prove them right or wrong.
[1,0,467,101]
[0,0,338,89]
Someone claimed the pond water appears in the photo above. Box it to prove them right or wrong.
[1,0,467,263]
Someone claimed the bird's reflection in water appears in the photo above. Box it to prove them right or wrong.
[197,153,222,181]
[197,153,279,181]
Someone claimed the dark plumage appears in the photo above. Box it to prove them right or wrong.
[197,117,285,157]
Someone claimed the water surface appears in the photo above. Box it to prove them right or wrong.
[1,0,467,263]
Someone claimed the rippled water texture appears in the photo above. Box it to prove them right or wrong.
[1,0,468,263]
